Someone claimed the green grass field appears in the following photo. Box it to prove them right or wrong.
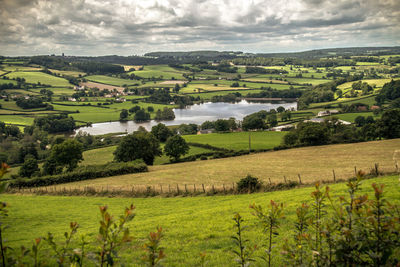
[183,131,285,151]
[30,87,75,95]
[86,75,137,86]
[0,115,35,125]
[49,139,400,189]
[81,145,213,166]
[337,78,398,92]
[328,112,379,122]
[0,79,17,85]
[6,71,72,87]
[3,175,399,266]
[131,65,188,80]
[48,69,86,77]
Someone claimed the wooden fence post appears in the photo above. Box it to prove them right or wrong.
[298,174,302,184]
[332,169,336,183]
[202,184,205,193]
[194,184,196,192]
[176,184,180,194]
[223,184,226,193]
[374,163,379,176]
[283,176,287,184]
[160,184,163,194]
[168,184,171,193]
[185,184,188,193]
[268,178,272,185]
[354,166,357,176]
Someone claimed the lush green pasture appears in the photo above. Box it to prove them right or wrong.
[86,75,137,86]
[30,87,75,95]
[6,72,72,87]
[51,139,400,189]
[183,131,285,151]
[131,65,188,80]
[0,115,35,125]
[328,112,379,122]
[337,78,398,92]
[49,69,86,77]
[81,145,213,166]
[4,89,40,95]
[285,77,329,85]
[1,66,42,72]
[3,175,399,266]
[0,79,17,85]
[308,95,377,108]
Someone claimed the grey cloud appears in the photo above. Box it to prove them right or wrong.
[0,0,399,56]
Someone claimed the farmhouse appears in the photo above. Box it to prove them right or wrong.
[271,124,294,131]
[197,129,214,135]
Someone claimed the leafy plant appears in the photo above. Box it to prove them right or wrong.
[250,200,284,267]
[231,213,256,267]
[142,227,165,266]
[45,221,79,266]
[97,204,135,267]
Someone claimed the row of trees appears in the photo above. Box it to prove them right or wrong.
[114,126,189,164]
[283,109,400,147]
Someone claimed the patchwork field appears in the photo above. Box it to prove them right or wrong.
[48,139,400,189]
[3,175,399,266]
[131,65,188,80]
[81,145,213,166]
[81,81,125,92]
[5,71,72,87]
[337,78,399,92]
[49,69,86,77]
[85,75,137,87]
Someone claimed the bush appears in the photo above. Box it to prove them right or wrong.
[237,175,262,193]
[10,160,147,188]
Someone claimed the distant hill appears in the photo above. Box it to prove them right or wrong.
[146,46,400,60]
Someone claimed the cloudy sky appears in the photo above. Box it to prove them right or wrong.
[1,0,399,56]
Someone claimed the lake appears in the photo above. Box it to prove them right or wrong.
[76,100,297,135]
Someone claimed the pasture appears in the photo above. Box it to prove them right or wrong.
[131,65,188,80]
[183,131,285,151]
[3,175,399,266]
[81,145,213,166]
[81,81,125,92]
[48,139,400,189]
[85,75,137,87]
[6,71,72,87]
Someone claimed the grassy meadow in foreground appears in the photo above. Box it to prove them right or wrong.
[48,139,400,190]
[3,175,399,266]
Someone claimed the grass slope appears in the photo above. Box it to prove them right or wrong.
[51,139,400,189]
[6,72,72,87]
[3,175,399,266]
[183,131,285,151]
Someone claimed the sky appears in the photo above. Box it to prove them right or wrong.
[1,0,400,56]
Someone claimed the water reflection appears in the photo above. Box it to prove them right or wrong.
[76,100,297,135]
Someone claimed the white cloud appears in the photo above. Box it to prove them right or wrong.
[0,0,399,56]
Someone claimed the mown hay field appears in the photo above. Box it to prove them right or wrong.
[51,139,400,189]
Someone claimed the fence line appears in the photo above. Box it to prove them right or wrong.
[7,162,399,197]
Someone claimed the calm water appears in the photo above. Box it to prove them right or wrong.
[76,100,297,135]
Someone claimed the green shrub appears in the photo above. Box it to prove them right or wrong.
[9,160,147,188]
[237,175,262,193]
